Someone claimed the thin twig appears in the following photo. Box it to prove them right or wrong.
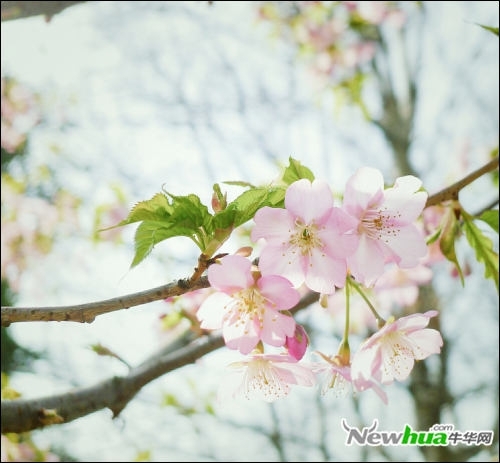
[425,156,499,207]
[1,277,209,326]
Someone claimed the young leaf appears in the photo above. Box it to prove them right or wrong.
[103,193,172,229]
[131,221,183,268]
[223,186,286,228]
[477,209,499,233]
[461,210,499,291]
[282,157,315,184]
[477,23,499,36]
[165,193,213,235]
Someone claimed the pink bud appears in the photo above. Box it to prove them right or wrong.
[285,324,309,360]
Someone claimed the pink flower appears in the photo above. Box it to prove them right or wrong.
[373,263,433,312]
[285,324,310,360]
[251,179,358,294]
[351,370,389,405]
[314,350,388,403]
[219,353,316,402]
[342,167,428,286]
[196,255,299,354]
[351,310,443,385]
[314,352,352,397]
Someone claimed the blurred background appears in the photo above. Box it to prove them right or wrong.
[1,1,498,461]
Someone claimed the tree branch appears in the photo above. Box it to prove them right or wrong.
[1,277,209,326]
[425,156,499,207]
[2,156,498,327]
[1,1,87,22]
[1,290,318,433]
[1,332,224,433]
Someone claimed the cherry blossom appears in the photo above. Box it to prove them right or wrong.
[314,344,388,403]
[342,166,428,286]
[251,178,358,294]
[351,310,443,385]
[219,353,316,402]
[373,263,433,312]
[196,255,299,354]
[314,351,353,397]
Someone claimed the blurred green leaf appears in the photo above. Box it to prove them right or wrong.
[439,206,464,286]
[462,210,499,291]
[477,23,499,36]
[477,209,499,233]
[133,450,152,462]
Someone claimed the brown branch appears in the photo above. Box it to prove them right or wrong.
[425,156,499,208]
[1,332,224,433]
[1,1,87,22]
[1,290,318,434]
[2,156,497,327]
[1,277,209,326]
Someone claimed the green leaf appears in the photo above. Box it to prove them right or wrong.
[477,209,499,233]
[104,191,217,267]
[107,159,319,268]
[282,157,315,184]
[477,23,499,36]
[104,193,172,229]
[462,210,499,291]
[224,186,287,228]
[131,221,181,268]
[426,225,442,245]
[222,180,256,188]
[165,193,213,236]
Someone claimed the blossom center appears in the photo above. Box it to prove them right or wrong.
[289,219,323,256]
[381,332,414,378]
[360,207,401,242]
[245,360,289,400]
[229,287,267,328]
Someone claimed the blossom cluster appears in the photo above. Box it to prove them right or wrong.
[193,167,442,402]
[257,1,406,90]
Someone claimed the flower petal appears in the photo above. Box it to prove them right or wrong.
[257,243,305,287]
[257,275,301,310]
[260,311,296,346]
[306,249,348,292]
[383,176,427,222]
[223,320,260,355]
[383,225,428,267]
[393,310,438,333]
[197,292,233,329]
[252,207,295,244]
[285,179,333,224]
[406,329,443,359]
[348,234,385,286]
[343,167,384,216]
[208,255,253,292]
